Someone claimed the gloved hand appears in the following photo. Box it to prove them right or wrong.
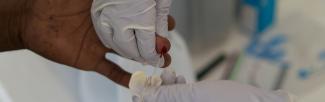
[91,0,172,67]
[129,70,294,102]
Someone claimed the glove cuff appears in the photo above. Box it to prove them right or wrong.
[156,17,169,38]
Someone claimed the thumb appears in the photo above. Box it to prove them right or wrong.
[68,26,131,88]
[94,57,132,87]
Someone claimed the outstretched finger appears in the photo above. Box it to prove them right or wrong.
[94,58,132,87]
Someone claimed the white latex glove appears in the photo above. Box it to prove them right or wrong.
[129,70,295,102]
[91,0,172,67]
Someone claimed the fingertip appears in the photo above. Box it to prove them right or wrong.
[155,35,171,54]
[168,15,176,31]
[161,54,171,68]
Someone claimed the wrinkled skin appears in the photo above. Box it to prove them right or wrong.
[1,0,175,87]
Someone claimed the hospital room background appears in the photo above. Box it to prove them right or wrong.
[1,0,325,102]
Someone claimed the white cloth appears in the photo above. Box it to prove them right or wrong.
[91,0,172,67]
[129,75,295,102]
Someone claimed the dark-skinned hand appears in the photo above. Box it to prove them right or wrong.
[18,0,175,87]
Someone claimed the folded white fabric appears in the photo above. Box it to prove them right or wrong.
[91,0,171,67]
[129,70,295,102]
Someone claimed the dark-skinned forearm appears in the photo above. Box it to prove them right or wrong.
[0,0,33,52]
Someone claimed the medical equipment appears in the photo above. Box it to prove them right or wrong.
[231,11,325,96]
[239,0,276,34]
[229,32,288,90]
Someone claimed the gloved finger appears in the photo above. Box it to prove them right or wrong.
[92,7,136,58]
[113,2,164,66]
[160,68,177,85]
[135,29,166,67]
[155,0,172,38]
[112,28,143,62]
[168,15,176,31]
[140,82,194,102]
[102,7,143,61]
[91,6,113,49]
[161,69,186,85]
[176,75,186,84]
